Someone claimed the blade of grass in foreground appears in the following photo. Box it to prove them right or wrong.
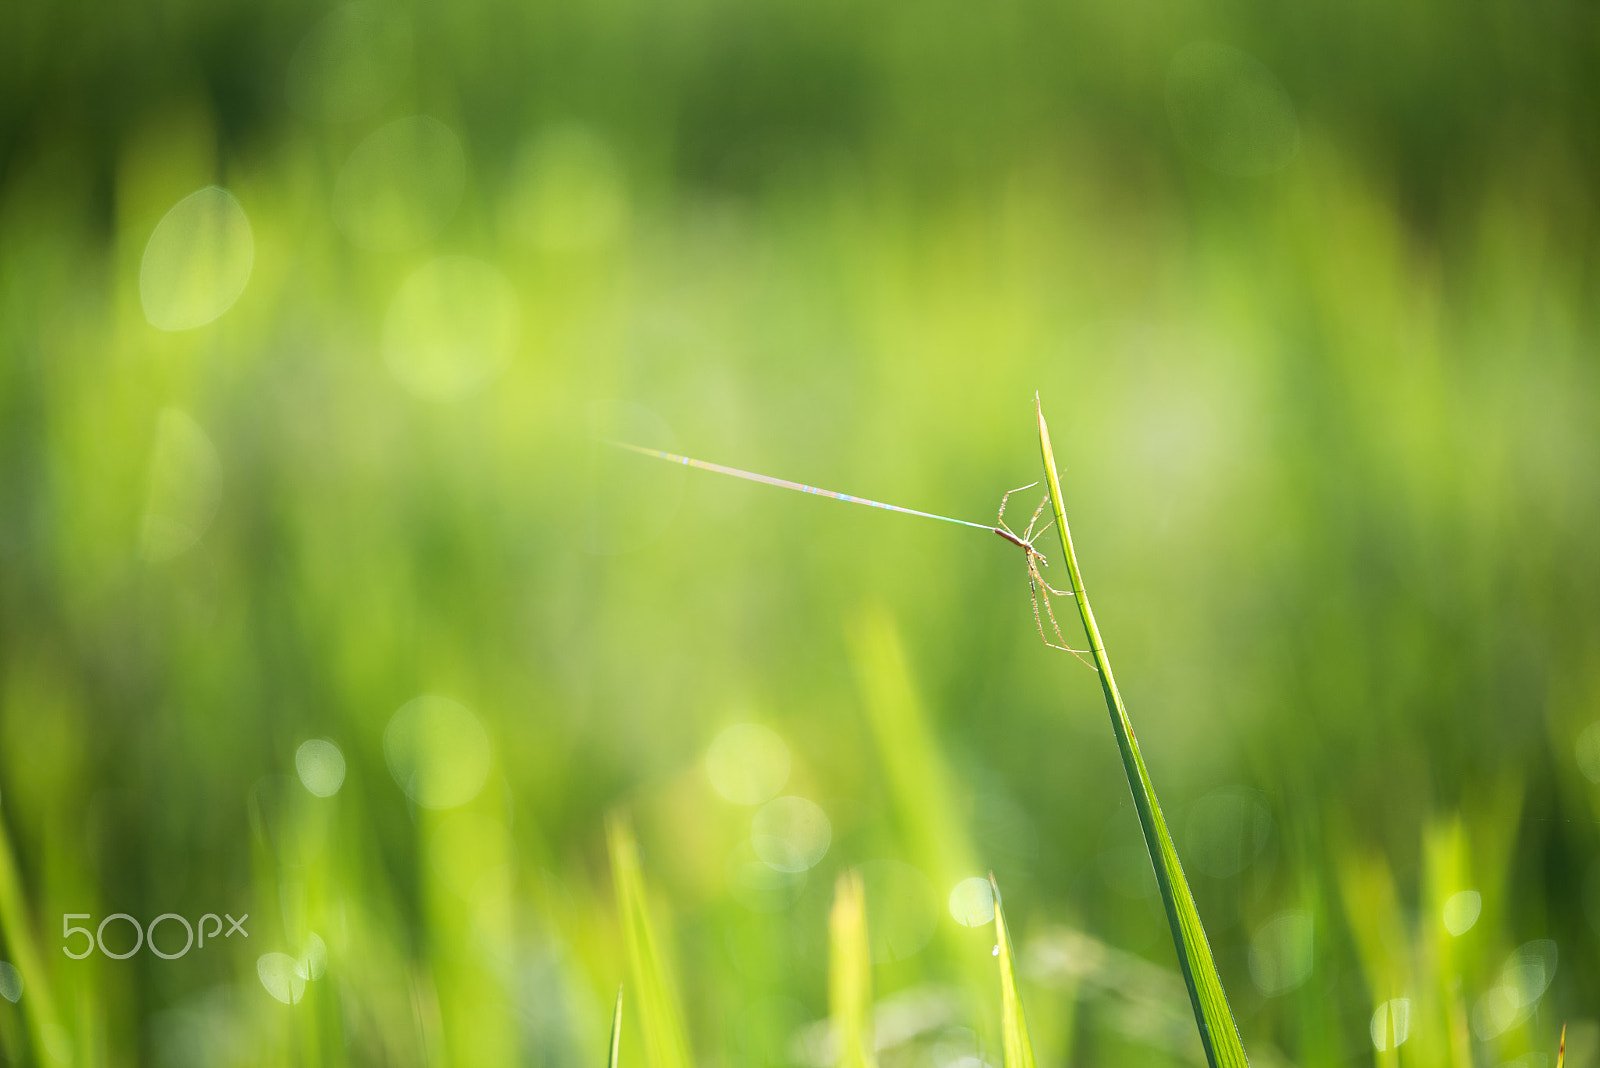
[0,797,62,1065]
[606,813,692,1068]
[1036,396,1250,1068]
[989,874,1037,1068]
[830,870,876,1068]
[609,985,624,1068]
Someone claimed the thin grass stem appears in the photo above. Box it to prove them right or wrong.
[1035,395,1249,1068]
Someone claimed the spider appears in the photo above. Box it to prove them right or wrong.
[993,483,1096,670]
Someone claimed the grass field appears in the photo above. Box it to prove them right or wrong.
[3,1,1600,1065]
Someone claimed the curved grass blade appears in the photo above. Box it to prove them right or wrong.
[989,874,1037,1068]
[830,870,876,1068]
[606,812,693,1068]
[1035,396,1250,1068]
[1558,1023,1566,1068]
[609,985,624,1068]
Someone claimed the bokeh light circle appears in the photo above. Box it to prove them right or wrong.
[294,739,346,797]
[1510,940,1557,997]
[140,408,222,563]
[1184,786,1272,878]
[140,186,254,331]
[0,961,21,1003]
[257,952,306,1004]
[382,255,519,401]
[948,876,995,927]
[751,796,831,872]
[1442,890,1481,936]
[295,932,328,981]
[1370,998,1412,1051]
[383,695,491,809]
[1248,909,1314,995]
[726,845,808,913]
[333,116,465,250]
[706,723,790,805]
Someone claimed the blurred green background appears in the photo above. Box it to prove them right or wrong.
[2,0,1599,1065]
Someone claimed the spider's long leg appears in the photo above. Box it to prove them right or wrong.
[1039,578,1076,599]
[1026,546,1075,600]
[1031,570,1070,648]
[1023,494,1052,541]
[1029,588,1094,668]
[997,482,1040,527]
[1031,562,1097,671]
[1025,571,1059,650]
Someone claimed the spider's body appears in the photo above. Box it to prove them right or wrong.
[994,484,1095,669]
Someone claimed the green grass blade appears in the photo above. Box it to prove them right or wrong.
[0,796,63,1066]
[989,874,1037,1068]
[847,608,975,891]
[848,608,1046,1054]
[846,608,983,911]
[609,985,624,1068]
[829,870,876,1068]
[606,813,693,1068]
[1036,396,1250,1068]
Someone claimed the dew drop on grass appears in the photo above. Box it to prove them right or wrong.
[140,187,254,331]
[706,723,790,805]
